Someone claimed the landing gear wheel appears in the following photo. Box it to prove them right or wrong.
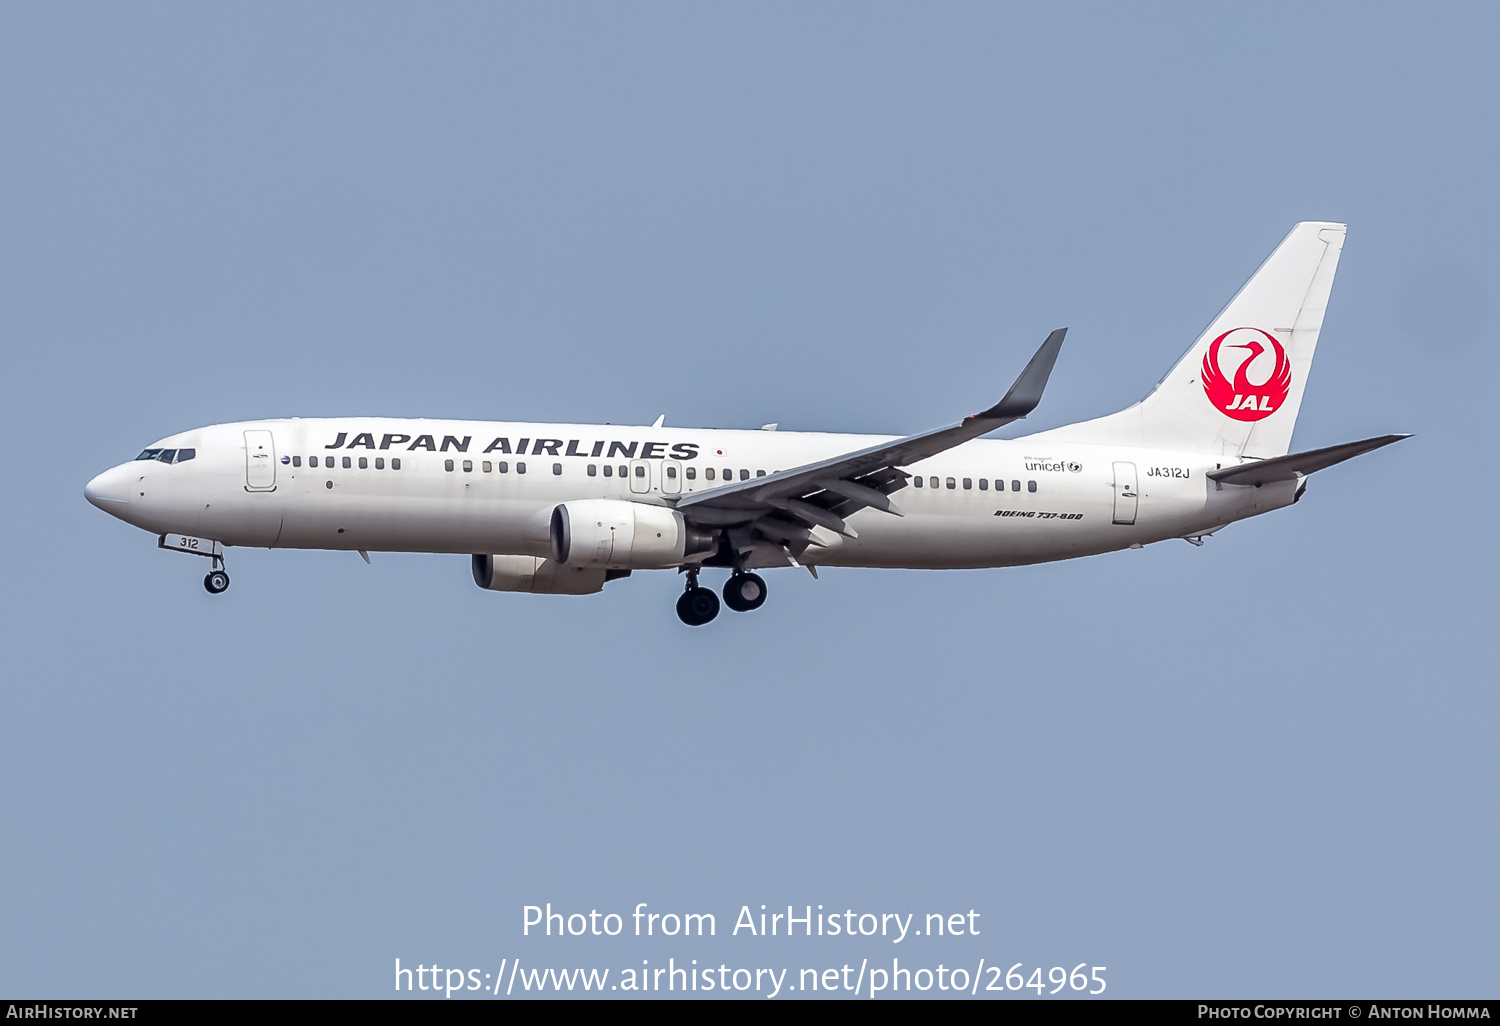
[722,572,767,612]
[676,586,720,626]
[204,570,230,595]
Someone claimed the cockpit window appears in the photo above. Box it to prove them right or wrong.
[134,447,195,463]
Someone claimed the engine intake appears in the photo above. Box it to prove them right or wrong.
[549,499,715,570]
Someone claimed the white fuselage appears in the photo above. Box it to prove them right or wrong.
[84,417,1297,570]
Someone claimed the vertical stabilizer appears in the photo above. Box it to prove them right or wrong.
[1028,222,1345,457]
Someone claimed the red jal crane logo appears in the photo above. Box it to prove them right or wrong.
[1201,327,1291,422]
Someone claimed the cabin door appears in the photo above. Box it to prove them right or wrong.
[1112,461,1138,525]
[244,430,277,491]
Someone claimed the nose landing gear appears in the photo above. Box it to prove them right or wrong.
[159,534,230,595]
[676,569,720,626]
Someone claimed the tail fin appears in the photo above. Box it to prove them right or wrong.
[1030,222,1346,457]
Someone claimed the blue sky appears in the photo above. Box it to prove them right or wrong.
[1,2,1495,998]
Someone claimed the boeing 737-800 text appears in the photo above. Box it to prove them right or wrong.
[85,222,1406,625]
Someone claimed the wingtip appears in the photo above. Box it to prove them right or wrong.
[981,327,1068,420]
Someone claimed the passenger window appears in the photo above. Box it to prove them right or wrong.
[635,465,646,478]
[602,465,612,477]
[913,475,922,487]
[946,477,956,489]
[930,476,939,489]
[392,458,401,470]
[666,465,677,480]
[963,478,972,490]
[342,456,351,469]
[685,467,696,480]
[739,469,749,481]
[756,470,766,478]
[376,458,385,469]
[978,478,987,490]
[1028,480,1037,492]
[445,459,454,472]
[517,462,527,474]
[157,449,177,463]
[292,456,302,468]
[359,457,369,469]
[619,465,627,477]
[723,468,731,480]
[587,464,597,477]
[1012,480,1020,491]
[480,460,490,473]
[309,456,319,468]
[463,460,473,472]
[497,461,507,473]
[553,463,562,475]
[175,448,195,463]
[705,468,715,481]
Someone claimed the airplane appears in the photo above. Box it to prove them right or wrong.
[84,222,1406,625]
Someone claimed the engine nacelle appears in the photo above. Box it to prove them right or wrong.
[549,499,715,570]
[471,553,620,595]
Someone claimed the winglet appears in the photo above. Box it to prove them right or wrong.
[975,328,1067,422]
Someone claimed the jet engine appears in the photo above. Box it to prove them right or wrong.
[549,499,715,570]
[471,553,620,595]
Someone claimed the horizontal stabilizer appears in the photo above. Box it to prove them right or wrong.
[1206,434,1410,487]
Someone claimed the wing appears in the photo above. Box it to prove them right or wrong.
[672,329,1066,556]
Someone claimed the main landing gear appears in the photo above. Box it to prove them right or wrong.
[675,569,768,626]
[722,571,767,612]
[676,570,720,626]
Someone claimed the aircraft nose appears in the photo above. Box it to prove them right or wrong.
[84,464,133,513]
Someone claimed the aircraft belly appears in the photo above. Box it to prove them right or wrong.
[274,492,552,554]
[815,505,1119,570]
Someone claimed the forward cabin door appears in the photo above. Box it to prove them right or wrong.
[1112,461,1138,525]
[244,430,277,491]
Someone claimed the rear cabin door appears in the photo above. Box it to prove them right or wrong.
[244,430,277,491]
[1112,461,1138,525]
